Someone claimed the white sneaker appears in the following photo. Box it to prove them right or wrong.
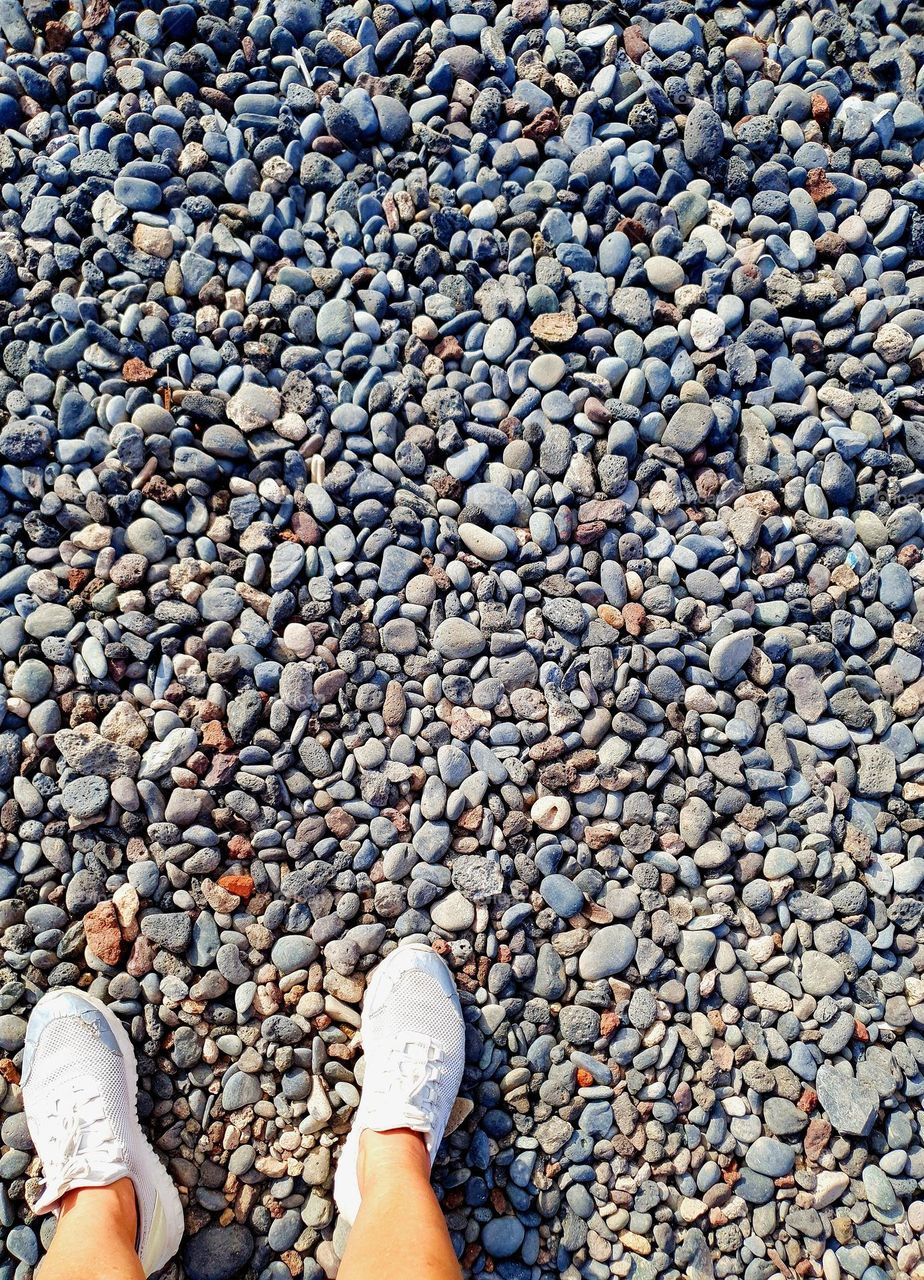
[333,943,466,1225]
[21,987,184,1277]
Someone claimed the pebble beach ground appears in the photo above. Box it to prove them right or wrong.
[0,0,922,1277]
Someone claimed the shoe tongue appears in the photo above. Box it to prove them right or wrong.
[360,1101,433,1147]
[30,1078,129,1215]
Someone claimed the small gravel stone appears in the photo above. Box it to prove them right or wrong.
[183,1226,255,1280]
[578,925,637,980]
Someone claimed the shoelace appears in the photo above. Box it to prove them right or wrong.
[365,1032,445,1133]
[39,1084,126,1199]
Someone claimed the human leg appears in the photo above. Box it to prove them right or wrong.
[38,1179,145,1280]
[338,1129,462,1280]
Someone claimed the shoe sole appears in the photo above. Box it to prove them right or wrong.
[45,988,185,1275]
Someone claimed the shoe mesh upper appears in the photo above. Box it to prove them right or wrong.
[25,1012,157,1247]
[31,1016,129,1128]
[333,948,466,1225]
[360,967,465,1147]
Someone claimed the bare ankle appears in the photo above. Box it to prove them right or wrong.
[59,1177,138,1244]
[357,1129,430,1197]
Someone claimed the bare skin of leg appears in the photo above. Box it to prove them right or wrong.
[338,1129,463,1280]
[39,1177,144,1280]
